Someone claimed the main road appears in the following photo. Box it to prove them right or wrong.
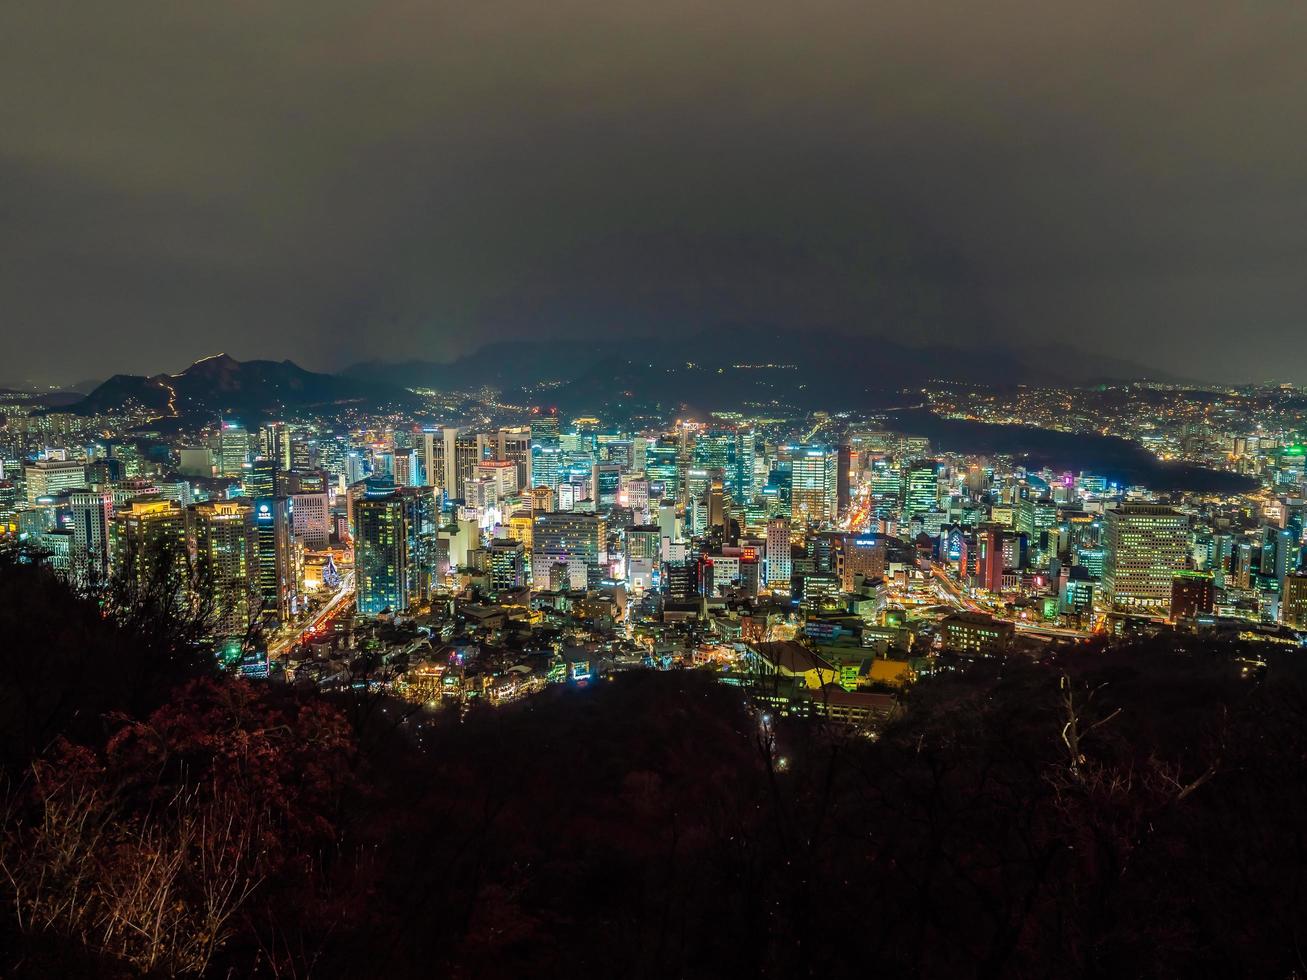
[268,571,355,658]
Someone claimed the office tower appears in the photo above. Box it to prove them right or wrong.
[978,523,1005,592]
[836,445,852,517]
[219,421,251,477]
[1232,540,1254,589]
[591,463,622,507]
[1016,496,1057,540]
[24,458,85,505]
[476,459,520,508]
[1102,505,1191,613]
[868,460,902,519]
[260,422,293,472]
[422,427,479,498]
[531,441,562,493]
[1075,546,1106,580]
[252,497,297,625]
[1276,526,1300,587]
[1282,574,1307,628]
[354,480,410,617]
[736,431,757,504]
[1170,570,1214,620]
[529,485,555,514]
[393,450,418,488]
[625,525,662,562]
[707,472,727,533]
[110,498,189,589]
[401,486,439,605]
[245,456,277,499]
[497,426,533,490]
[644,439,680,501]
[622,476,650,514]
[532,511,603,590]
[839,534,886,590]
[790,447,837,526]
[766,517,792,587]
[291,490,331,550]
[68,490,113,582]
[904,460,940,518]
[531,411,560,440]
[0,480,17,528]
[191,500,257,637]
[489,538,526,592]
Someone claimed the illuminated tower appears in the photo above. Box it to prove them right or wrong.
[766,517,792,589]
[191,500,257,637]
[1103,505,1190,613]
[354,479,410,617]
[790,447,837,526]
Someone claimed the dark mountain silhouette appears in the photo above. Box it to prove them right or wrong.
[344,326,1183,409]
[66,353,423,423]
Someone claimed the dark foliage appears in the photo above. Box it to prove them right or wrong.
[1,569,1305,977]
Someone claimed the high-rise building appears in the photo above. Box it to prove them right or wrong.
[110,497,189,589]
[1103,505,1191,613]
[291,491,331,550]
[644,439,680,502]
[252,497,298,625]
[1170,570,1214,620]
[191,500,257,637]
[24,458,85,505]
[497,426,533,490]
[68,489,113,582]
[904,460,940,518]
[531,441,562,493]
[766,517,792,588]
[489,538,526,592]
[838,534,886,590]
[790,447,837,526]
[591,463,622,507]
[475,460,520,510]
[532,511,603,590]
[259,422,294,472]
[354,479,410,617]
[421,427,479,499]
[978,523,1006,593]
[1281,574,1307,629]
[836,445,852,517]
[219,421,251,477]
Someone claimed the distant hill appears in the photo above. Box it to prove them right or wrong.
[344,326,1181,413]
[66,353,423,423]
[343,338,626,391]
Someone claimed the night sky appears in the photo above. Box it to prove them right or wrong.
[4,0,1307,387]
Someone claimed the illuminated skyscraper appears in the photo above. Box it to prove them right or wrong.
[252,497,297,625]
[1282,574,1307,628]
[489,538,526,592]
[291,490,331,550]
[219,421,251,477]
[766,517,792,589]
[1103,505,1190,613]
[904,460,940,518]
[354,479,410,617]
[69,489,113,582]
[191,500,257,636]
[110,497,189,589]
[790,447,837,526]
[24,458,85,505]
[532,511,602,590]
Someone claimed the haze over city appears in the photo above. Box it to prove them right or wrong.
[5,0,1307,385]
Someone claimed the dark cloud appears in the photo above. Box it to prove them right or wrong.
[3,0,1307,385]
